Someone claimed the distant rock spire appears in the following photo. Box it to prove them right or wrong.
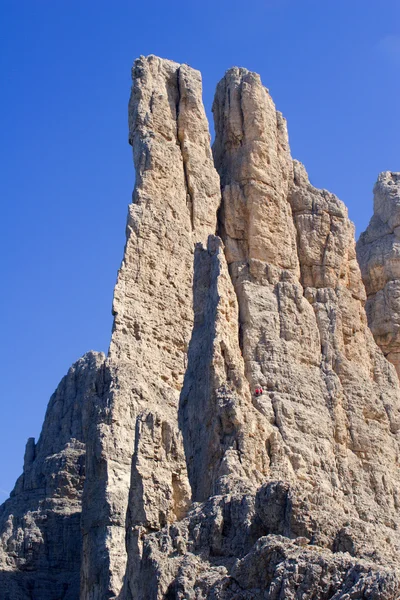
[357,172,400,377]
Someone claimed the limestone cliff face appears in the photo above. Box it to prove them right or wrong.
[357,172,400,378]
[1,57,400,600]
[212,69,400,553]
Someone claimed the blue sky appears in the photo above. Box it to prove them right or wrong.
[0,0,399,497]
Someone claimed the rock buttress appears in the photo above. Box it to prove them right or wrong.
[179,236,269,502]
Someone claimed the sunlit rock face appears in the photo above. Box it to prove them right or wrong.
[1,57,400,600]
[357,172,400,378]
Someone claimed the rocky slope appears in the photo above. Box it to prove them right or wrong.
[1,56,400,599]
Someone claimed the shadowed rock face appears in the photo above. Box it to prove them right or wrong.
[0,351,105,600]
[357,172,400,378]
[1,57,400,599]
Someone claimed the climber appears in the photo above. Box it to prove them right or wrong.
[254,387,263,397]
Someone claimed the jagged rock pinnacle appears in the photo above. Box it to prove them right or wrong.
[357,172,400,377]
[1,56,400,599]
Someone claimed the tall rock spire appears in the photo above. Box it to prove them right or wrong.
[81,55,223,599]
[1,57,400,600]
[213,67,298,272]
[357,172,400,377]
[212,64,400,562]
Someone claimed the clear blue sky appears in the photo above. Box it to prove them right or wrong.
[0,0,399,498]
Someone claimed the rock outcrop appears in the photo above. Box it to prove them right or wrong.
[1,57,400,599]
[0,352,105,600]
[357,172,400,377]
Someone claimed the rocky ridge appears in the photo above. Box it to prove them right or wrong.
[0,352,105,599]
[1,56,400,599]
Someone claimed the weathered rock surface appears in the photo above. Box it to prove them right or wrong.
[1,57,400,599]
[81,55,223,600]
[134,483,399,599]
[0,352,105,600]
[212,67,400,562]
[357,172,400,377]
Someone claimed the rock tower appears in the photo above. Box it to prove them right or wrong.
[1,56,400,599]
[357,172,400,378]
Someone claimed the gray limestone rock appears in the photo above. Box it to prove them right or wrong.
[0,351,105,600]
[127,484,400,599]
